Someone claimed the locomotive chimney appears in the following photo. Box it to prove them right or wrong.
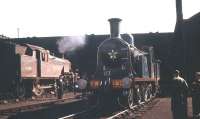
[108,18,122,38]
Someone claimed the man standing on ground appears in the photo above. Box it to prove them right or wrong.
[171,70,188,119]
[192,72,200,118]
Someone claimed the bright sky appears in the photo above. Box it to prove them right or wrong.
[0,0,199,38]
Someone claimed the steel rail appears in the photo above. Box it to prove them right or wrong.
[106,97,154,119]
[0,97,81,114]
[58,99,99,119]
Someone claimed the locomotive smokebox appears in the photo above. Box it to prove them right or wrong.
[108,18,122,38]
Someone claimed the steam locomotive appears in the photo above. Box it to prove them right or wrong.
[88,18,160,108]
[0,40,72,99]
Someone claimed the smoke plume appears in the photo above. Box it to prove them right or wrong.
[57,36,86,54]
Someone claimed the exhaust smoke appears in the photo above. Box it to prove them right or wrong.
[57,36,86,54]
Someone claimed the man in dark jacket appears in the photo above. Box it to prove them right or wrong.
[192,72,200,118]
[171,70,188,119]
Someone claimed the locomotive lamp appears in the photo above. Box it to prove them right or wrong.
[77,79,87,90]
[122,77,132,89]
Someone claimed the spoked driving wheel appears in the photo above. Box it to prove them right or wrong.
[144,88,149,101]
[118,88,134,108]
[136,87,142,104]
[127,88,134,108]
[32,81,44,96]
[144,85,152,101]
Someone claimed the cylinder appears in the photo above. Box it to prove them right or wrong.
[108,18,122,38]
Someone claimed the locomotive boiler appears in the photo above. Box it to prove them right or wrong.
[89,18,160,108]
[0,41,71,99]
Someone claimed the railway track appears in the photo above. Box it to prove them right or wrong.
[58,98,120,119]
[1,94,159,119]
[58,100,99,119]
[59,97,159,119]
[106,98,159,119]
[0,93,83,119]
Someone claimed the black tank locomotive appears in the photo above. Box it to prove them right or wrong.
[89,18,160,108]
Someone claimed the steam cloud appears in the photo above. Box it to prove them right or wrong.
[57,36,86,54]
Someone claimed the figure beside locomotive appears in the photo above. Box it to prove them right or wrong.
[0,41,73,99]
[84,18,161,108]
